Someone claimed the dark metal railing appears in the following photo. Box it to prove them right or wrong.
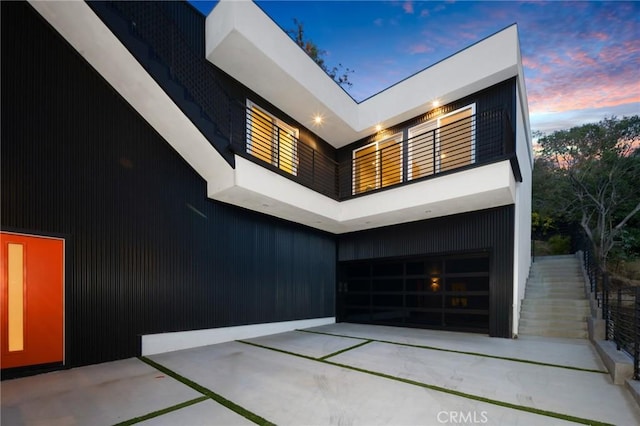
[231,104,339,198]
[338,108,513,199]
[578,232,640,379]
[607,286,640,379]
[234,107,514,200]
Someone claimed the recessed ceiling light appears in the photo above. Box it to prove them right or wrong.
[375,124,382,132]
[432,100,440,108]
[314,115,323,125]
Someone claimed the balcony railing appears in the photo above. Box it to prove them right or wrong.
[230,103,340,199]
[232,107,515,200]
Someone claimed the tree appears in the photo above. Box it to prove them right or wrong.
[536,116,640,272]
[287,19,354,88]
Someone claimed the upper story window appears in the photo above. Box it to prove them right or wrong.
[407,104,476,180]
[246,100,299,176]
[352,132,403,194]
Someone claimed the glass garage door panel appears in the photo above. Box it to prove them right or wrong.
[406,294,442,309]
[406,311,442,326]
[372,279,403,292]
[339,254,489,333]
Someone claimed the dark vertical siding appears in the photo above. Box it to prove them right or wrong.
[1,2,336,368]
[338,206,515,337]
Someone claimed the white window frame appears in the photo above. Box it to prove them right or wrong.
[246,100,299,176]
[352,132,403,195]
[408,104,476,179]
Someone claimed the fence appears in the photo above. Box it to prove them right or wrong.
[578,234,640,379]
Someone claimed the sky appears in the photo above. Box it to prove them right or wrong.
[189,0,639,134]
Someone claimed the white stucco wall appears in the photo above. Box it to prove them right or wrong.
[512,77,534,336]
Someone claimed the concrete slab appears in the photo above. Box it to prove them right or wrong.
[3,324,637,425]
[1,358,201,426]
[246,329,364,358]
[150,339,575,425]
[307,323,606,371]
[330,340,640,426]
[139,399,254,426]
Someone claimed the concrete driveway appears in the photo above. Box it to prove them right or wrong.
[2,323,639,425]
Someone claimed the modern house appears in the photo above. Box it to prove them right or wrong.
[1,0,532,374]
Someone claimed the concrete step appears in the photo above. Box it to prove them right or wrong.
[528,283,584,289]
[526,284,586,292]
[520,311,588,321]
[531,264,581,270]
[529,272,583,279]
[529,273,583,280]
[526,280,585,288]
[519,318,588,329]
[520,302,589,313]
[525,293,586,300]
[521,300,590,309]
[519,327,588,339]
[533,255,579,262]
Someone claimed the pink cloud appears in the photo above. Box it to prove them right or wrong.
[408,43,434,54]
[567,50,598,67]
[403,1,414,14]
[589,32,609,41]
[528,77,640,115]
[522,57,552,74]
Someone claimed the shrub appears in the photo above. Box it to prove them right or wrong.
[548,235,571,254]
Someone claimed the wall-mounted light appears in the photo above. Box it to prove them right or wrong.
[430,278,440,292]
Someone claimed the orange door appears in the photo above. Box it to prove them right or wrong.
[1,233,64,369]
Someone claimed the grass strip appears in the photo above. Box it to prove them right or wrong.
[238,340,317,361]
[320,340,372,360]
[139,356,275,426]
[299,329,608,374]
[238,340,613,426]
[294,328,366,340]
[113,396,208,425]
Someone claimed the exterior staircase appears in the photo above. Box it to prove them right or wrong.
[519,255,590,339]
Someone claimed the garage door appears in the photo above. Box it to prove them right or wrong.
[338,254,489,333]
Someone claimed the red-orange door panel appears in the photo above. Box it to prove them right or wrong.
[1,233,64,369]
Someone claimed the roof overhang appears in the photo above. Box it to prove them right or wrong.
[206,0,522,148]
[210,158,517,234]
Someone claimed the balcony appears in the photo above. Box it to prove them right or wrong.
[231,106,519,202]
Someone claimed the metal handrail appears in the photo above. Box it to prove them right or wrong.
[234,106,513,200]
[231,103,340,199]
[338,108,512,198]
[578,231,639,379]
[607,286,640,379]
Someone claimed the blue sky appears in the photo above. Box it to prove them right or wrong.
[190,1,639,134]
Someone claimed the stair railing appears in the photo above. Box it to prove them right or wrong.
[578,231,639,380]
